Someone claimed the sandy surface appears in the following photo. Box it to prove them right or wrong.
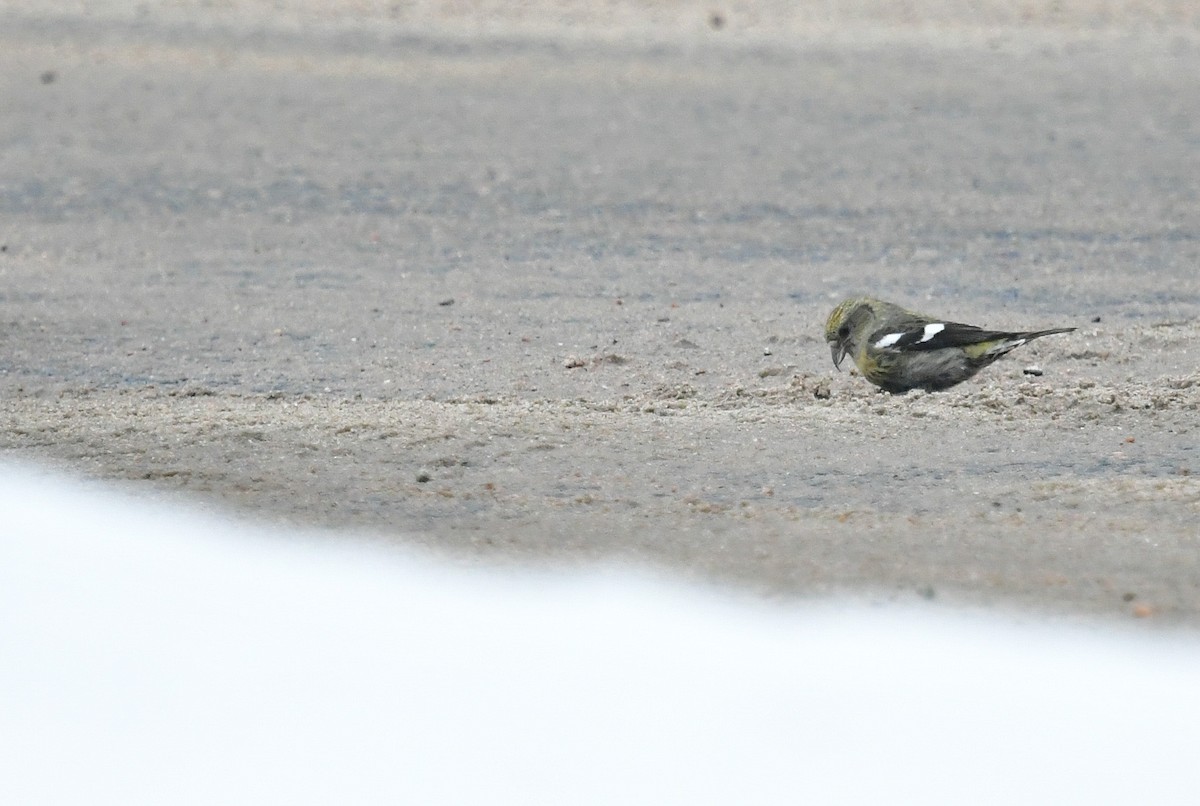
[2,3,1198,623]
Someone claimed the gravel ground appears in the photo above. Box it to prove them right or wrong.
[2,3,1198,623]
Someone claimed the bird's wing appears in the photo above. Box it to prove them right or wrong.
[867,320,1013,352]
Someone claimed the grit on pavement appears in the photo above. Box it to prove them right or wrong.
[2,2,1198,623]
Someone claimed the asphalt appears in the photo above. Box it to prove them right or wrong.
[2,6,1198,623]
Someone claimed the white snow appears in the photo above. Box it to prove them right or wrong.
[3,462,1199,805]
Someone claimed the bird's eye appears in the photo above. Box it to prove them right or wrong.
[837,324,850,338]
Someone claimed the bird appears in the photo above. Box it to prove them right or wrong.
[824,297,1075,393]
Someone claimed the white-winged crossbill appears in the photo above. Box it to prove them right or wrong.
[825,297,1075,393]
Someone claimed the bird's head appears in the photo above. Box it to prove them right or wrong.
[824,297,876,370]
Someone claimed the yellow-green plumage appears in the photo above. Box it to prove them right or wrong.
[824,297,1074,393]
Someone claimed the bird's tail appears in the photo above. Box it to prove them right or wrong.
[1023,327,1076,341]
[976,327,1075,360]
